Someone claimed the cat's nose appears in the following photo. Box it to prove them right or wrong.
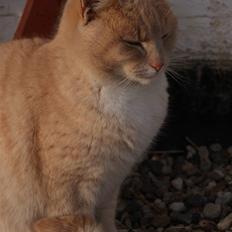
[149,62,164,72]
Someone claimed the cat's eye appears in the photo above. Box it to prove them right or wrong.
[123,39,144,49]
[162,33,169,40]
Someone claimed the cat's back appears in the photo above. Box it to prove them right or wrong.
[0,38,47,82]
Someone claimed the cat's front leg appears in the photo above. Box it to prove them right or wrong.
[97,189,119,232]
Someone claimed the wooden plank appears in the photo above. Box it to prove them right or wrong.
[14,0,66,39]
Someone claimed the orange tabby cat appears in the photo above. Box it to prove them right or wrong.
[0,0,177,231]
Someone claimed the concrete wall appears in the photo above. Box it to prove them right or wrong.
[0,0,25,42]
[168,0,232,61]
[0,0,232,61]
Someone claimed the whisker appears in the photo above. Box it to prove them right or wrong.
[117,78,129,89]
[167,67,191,85]
[166,70,188,90]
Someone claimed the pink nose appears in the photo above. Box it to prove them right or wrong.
[149,62,164,72]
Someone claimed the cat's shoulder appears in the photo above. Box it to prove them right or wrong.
[0,38,48,59]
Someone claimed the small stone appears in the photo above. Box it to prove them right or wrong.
[221,206,232,218]
[214,170,225,179]
[199,146,212,171]
[209,170,225,181]
[210,151,226,165]
[169,202,186,212]
[154,199,166,210]
[200,220,217,230]
[153,214,170,228]
[182,161,199,176]
[170,212,192,224]
[171,177,184,191]
[210,143,223,152]
[185,194,207,208]
[216,192,232,205]
[191,212,202,224]
[218,213,232,231]
[186,145,197,159]
[156,228,164,232]
[225,175,232,185]
[186,145,197,154]
[187,152,194,159]
[203,203,222,219]
[206,181,217,191]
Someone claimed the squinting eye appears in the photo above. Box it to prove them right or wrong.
[162,33,169,39]
[123,40,144,49]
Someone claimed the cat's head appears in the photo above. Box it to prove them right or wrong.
[64,0,177,85]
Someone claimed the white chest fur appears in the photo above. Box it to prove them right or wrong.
[99,75,169,153]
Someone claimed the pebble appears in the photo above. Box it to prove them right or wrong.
[156,228,164,232]
[169,202,186,212]
[153,214,170,228]
[203,203,222,219]
[206,181,217,191]
[210,144,223,152]
[216,192,232,205]
[210,151,226,165]
[186,145,197,159]
[185,194,207,208]
[154,199,166,210]
[200,220,217,231]
[182,161,199,176]
[218,213,232,231]
[170,212,192,224]
[191,212,202,224]
[210,169,225,181]
[171,177,184,191]
[199,146,212,171]
[117,143,232,232]
[186,145,197,154]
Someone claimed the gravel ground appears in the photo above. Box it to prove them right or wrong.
[116,138,232,232]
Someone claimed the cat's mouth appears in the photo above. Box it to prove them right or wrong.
[135,70,163,80]
[123,64,166,85]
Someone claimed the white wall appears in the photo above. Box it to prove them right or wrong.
[0,0,232,61]
[0,0,25,42]
[168,0,232,61]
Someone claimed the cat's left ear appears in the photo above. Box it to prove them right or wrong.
[80,0,114,24]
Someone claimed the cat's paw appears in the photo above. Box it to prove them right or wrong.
[33,215,103,232]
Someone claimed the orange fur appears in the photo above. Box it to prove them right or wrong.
[0,0,177,231]
[33,215,102,232]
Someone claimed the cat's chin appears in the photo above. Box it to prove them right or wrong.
[126,75,159,85]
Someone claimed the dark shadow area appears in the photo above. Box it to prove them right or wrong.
[156,64,232,150]
[117,65,232,232]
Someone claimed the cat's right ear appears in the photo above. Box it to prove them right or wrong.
[80,0,115,25]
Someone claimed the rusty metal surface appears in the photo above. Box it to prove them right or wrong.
[14,0,66,39]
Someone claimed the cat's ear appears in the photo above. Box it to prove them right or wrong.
[80,0,115,24]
